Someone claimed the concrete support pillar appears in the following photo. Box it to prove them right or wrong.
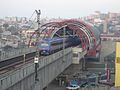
[82,57,86,71]
[59,78,62,86]
[42,87,47,90]
[98,72,102,83]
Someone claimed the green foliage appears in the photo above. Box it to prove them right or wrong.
[3,23,9,30]
[3,23,9,28]
[94,24,103,33]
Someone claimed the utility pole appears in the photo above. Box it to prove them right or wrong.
[63,25,67,62]
[34,10,41,82]
[35,9,41,59]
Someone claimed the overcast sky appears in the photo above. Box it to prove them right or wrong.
[0,0,120,18]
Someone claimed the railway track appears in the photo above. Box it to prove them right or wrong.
[0,52,41,74]
[0,48,63,75]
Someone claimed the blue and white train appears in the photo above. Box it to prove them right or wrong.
[38,37,69,55]
[38,36,81,55]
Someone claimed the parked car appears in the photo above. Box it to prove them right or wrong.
[66,84,80,90]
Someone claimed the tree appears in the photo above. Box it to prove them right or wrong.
[94,24,103,33]
[3,23,9,30]
[0,26,3,33]
[7,26,17,34]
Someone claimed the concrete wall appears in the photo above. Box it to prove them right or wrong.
[72,47,87,64]
[100,40,116,63]
[0,47,36,62]
[0,48,72,90]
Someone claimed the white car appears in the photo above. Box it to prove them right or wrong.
[66,84,80,90]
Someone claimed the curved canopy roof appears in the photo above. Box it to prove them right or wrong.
[29,19,100,50]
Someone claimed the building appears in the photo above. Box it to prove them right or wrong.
[0,34,20,48]
[5,17,18,22]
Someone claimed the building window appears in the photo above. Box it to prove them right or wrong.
[73,53,78,57]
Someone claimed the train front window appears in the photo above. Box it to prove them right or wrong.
[40,43,49,47]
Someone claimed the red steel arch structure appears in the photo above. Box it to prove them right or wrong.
[29,19,101,59]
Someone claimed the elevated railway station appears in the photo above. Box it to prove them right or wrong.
[0,19,101,90]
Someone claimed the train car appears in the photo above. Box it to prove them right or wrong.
[39,36,81,55]
[38,37,69,55]
[67,36,81,47]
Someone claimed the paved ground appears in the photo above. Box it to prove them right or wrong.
[46,83,66,90]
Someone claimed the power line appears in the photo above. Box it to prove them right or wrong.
[28,11,36,21]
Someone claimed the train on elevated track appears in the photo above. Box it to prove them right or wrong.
[38,36,81,55]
